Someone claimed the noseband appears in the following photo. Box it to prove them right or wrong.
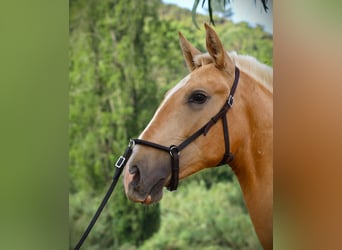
[117,67,240,191]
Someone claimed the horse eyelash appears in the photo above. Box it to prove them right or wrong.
[188,91,209,104]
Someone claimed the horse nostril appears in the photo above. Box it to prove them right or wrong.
[129,165,139,175]
[129,165,141,187]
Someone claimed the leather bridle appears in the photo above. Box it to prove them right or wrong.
[74,66,240,249]
[119,66,240,191]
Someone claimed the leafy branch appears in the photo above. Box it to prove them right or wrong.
[192,0,269,28]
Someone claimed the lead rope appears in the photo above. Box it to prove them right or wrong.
[73,141,134,250]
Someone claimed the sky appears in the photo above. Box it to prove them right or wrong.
[162,0,273,34]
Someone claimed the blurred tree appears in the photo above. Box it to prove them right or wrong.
[69,0,162,247]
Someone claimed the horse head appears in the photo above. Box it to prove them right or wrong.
[124,24,238,204]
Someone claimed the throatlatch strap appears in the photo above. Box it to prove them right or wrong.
[217,114,234,166]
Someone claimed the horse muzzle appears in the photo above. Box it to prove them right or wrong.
[123,159,168,204]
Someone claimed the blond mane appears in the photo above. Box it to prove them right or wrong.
[193,52,273,93]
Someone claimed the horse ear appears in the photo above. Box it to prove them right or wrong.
[204,23,234,73]
[178,32,201,72]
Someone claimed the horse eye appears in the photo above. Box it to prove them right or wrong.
[189,92,208,104]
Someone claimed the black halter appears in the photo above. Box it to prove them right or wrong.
[129,66,240,191]
[74,67,240,249]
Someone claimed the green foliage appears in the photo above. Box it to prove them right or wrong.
[140,179,262,250]
[69,0,272,249]
[159,4,273,65]
[70,185,160,249]
[69,0,162,247]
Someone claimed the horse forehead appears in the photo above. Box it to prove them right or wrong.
[164,66,226,104]
[164,75,191,100]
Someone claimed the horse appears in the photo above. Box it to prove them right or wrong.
[123,23,273,249]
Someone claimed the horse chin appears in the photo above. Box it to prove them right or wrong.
[125,175,166,205]
[142,194,159,205]
[142,178,165,205]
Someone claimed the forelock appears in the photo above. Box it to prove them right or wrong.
[193,53,214,68]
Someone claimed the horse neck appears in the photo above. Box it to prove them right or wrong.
[228,70,273,249]
[229,69,273,182]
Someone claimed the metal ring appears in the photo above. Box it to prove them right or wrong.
[129,139,135,149]
[169,145,180,156]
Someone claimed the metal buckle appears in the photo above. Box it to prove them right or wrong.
[227,95,234,107]
[115,156,126,168]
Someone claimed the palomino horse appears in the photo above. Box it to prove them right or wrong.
[124,24,273,249]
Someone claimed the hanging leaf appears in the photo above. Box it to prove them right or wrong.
[192,0,201,29]
[208,0,215,26]
[192,0,269,29]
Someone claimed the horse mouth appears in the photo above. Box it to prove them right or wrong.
[142,178,166,205]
